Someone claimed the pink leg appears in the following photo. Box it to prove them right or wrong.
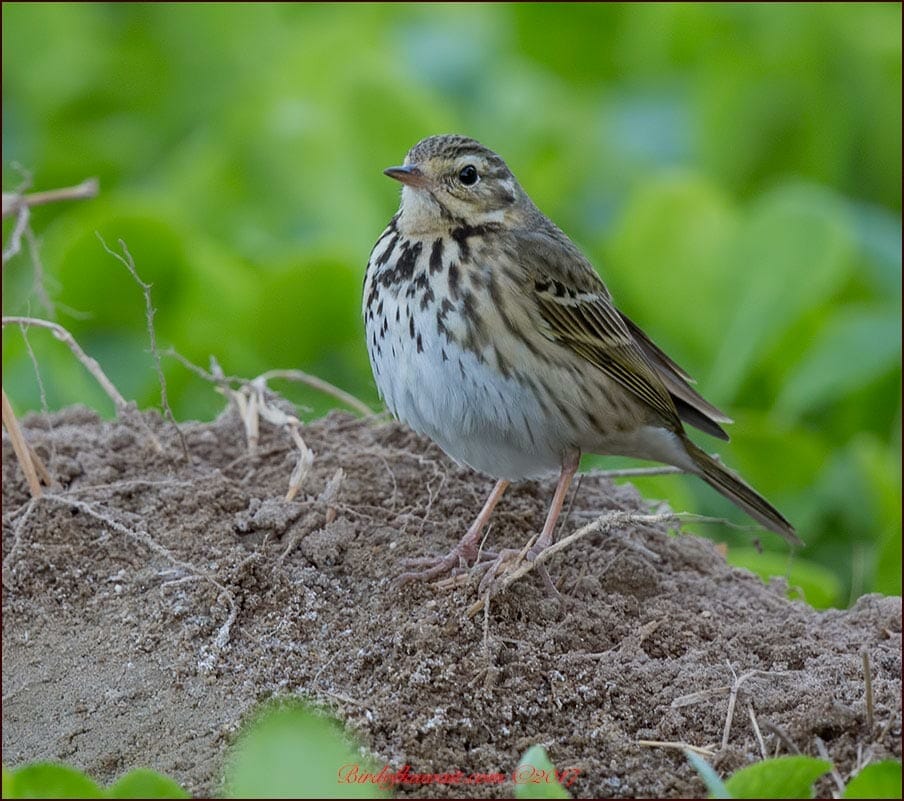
[395,479,510,584]
[477,449,581,594]
[532,448,580,554]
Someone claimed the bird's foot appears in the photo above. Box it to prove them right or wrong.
[475,540,561,599]
[394,478,511,587]
[395,541,499,585]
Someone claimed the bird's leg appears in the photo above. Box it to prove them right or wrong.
[530,447,581,556]
[477,449,580,595]
[395,479,510,584]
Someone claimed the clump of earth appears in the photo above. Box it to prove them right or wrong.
[2,404,900,797]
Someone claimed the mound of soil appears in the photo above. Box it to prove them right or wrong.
[2,404,901,797]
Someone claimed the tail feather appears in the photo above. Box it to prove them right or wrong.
[684,440,801,546]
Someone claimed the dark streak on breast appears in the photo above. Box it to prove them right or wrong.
[420,284,435,311]
[376,235,398,267]
[436,297,453,338]
[429,238,445,274]
[448,262,460,300]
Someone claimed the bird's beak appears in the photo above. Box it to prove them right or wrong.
[383,164,429,188]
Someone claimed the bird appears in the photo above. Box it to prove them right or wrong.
[362,134,799,585]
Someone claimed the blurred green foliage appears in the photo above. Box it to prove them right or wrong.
[3,3,900,605]
[515,746,571,799]
[688,752,903,800]
[224,700,386,798]
[1,762,189,798]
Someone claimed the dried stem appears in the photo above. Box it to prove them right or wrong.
[1,388,47,497]
[635,740,715,757]
[19,322,51,420]
[165,352,374,418]
[814,736,846,796]
[3,177,99,268]
[1,316,162,451]
[862,650,874,733]
[2,177,99,218]
[24,226,56,316]
[761,720,801,755]
[3,316,127,407]
[162,352,375,500]
[747,703,768,760]
[96,234,189,459]
[257,369,374,417]
[228,378,315,501]
[467,510,680,618]
[163,348,233,389]
[2,201,30,265]
[720,665,794,751]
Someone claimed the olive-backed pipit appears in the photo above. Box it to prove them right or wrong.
[363,134,799,584]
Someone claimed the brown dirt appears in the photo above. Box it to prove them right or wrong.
[2,403,901,798]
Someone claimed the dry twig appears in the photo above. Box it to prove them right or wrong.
[3,174,101,493]
[635,739,715,757]
[2,177,99,218]
[815,735,846,796]
[3,316,127,407]
[862,650,874,733]
[1,389,50,498]
[761,720,801,755]
[747,703,768,760]
[257,369,374,418]
[2,177,98,265]
[96,234,189,459]
[671,687,731,708]
[2,316,163,451]
[720,665,793,751]
[229,378,314,501]
[164,350,374,500]
[466,510,680,618]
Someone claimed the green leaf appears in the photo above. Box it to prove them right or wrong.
[6,763,104,799]
[605,172,738,367]
[723,756,832,799]
[685,751,731,799]
[224,700,387,798]
[776,308,901,420]
[106,768,189,798]
[3,765,16,797]
[514,746,571,799]
[707,185,853,401]
[842,761,903,799]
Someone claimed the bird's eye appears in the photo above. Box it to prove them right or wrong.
[458,165,479,186]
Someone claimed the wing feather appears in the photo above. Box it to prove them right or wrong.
[516,226,730,438]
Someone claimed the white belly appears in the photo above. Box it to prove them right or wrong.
[366,293,568,480]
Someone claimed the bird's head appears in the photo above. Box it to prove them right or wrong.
[384,134,527,233]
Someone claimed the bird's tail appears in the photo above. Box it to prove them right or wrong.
[684,439,802,546]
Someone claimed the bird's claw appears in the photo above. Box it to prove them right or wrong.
[476,543,563,600]
[394,544,499,586]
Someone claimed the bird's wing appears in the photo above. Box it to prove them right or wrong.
[618,311,733,438]
[518,227,729,438]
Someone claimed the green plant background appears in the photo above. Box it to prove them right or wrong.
[3,3,901,607]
